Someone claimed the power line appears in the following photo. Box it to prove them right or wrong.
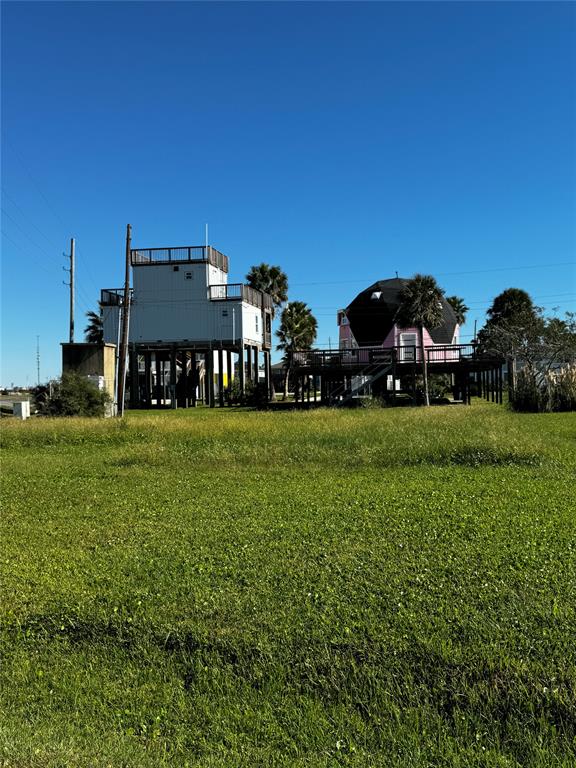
[2,217,98,312]
[1,187,61,251]
[2,134,68,229]
[2,186,102,303]
[290,261,576,288]
[1,229,56,277]
[1,206,63,264]
[1,229,92,318]
[74,243,105,298]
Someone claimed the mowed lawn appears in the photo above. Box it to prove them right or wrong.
[1,403,575,767]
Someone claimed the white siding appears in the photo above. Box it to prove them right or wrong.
[123,262,263,345]
[239,303,264,345]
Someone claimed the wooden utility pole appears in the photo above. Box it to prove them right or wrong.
[63,238,75,342]
[69,238,75,342]
[117,224,132,416]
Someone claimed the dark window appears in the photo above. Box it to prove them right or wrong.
[173,266,180,272]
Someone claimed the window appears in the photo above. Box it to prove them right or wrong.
[400,333,417,362]
[173,265,180,272]
[185,272,193,280]
[255,315,259,332]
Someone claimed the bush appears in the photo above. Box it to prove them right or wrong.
[510,367,542,412]
[360,395,387,409]
[510,363,576,413]
[34,373,111,417]
[548,363,576,412]
[224,379,270,409]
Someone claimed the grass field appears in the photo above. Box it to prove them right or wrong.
[1,402,575,767]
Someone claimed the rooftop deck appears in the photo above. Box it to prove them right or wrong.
[131,245,229,273]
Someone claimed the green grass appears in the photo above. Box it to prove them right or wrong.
[1,402,575,767]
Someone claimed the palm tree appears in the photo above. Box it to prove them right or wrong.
[445,295,469,326]
[395,274,445,406]
[84,307,103,343]
[276,301,317,400]
[245,263,288,318]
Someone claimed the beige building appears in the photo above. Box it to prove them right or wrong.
[61,343,116,401]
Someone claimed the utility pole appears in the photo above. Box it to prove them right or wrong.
[117,224,132,416]
[69,238,75,342]
[63,237,75,342]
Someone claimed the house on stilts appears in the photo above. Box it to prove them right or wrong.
[100,243,273,408]
[290,277,504,406]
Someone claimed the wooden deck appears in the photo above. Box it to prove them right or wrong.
[289,344,505,406]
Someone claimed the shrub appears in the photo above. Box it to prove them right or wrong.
[509,367,542,412]
[510,363,576,413]
[35,373,111,417]
[225,380,270,409]
[548,363,576,412]
[224,378,246,406]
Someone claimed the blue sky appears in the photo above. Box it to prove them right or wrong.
[1,1,574,386]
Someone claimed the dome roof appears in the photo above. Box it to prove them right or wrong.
[345,278,458,347]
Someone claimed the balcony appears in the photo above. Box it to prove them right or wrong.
[100,288,132,306]
[131,245,229,273]
[209,284,273,311]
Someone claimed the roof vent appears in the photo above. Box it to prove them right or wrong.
[371,291,382,300]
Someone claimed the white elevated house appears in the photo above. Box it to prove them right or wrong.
[101,244,273,408]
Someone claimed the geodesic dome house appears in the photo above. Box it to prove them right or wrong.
[339,277,459,352]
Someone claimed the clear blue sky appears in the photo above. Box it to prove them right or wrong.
[2,1,574,386]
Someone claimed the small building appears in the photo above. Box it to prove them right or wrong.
[100,243,273,408]
[61,342,116,401]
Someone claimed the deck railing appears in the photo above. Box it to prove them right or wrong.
[209,284,273,311]
[292,344,481,369]
[131,245,229,273]
[426,344,476,362]
[292,347,395,369]
[100,288,132,306]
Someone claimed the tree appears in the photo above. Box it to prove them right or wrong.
[477,288,542,397]
[246,264,288,401]
[395,274,445,406]
[276,301,317,400]
[84,306,103,343]
[445,295,469,326]
[245,263,288,318]
[485,288,537,326]
[478,288,576,407]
